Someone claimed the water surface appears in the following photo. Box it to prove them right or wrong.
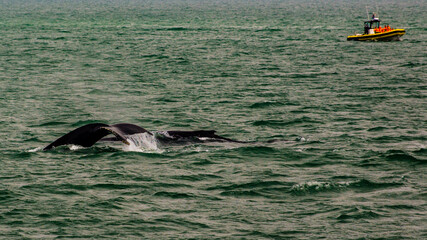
[0,0,426,239]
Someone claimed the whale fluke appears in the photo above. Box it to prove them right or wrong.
[43,123,150,151]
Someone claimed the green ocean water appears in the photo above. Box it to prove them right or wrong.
[1,0,426,238]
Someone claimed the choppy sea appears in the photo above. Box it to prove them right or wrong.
[0,0,426,239]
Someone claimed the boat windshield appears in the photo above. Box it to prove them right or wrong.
[371,20,380,29]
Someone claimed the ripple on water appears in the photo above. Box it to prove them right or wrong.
[290,179,404,195]
[252,116,322,128]
[384,149,425,165]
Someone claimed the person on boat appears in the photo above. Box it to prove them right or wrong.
[364,24,370,34]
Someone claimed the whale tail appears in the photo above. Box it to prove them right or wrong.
[43,123,150,151]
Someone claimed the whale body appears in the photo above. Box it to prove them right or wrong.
[43,123,241,151]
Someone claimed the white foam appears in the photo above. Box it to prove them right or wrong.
[28,147,42,152]
[123,133,163,153]
[291,181,351,192]
[28,145,84,152]
[69,145,84,151]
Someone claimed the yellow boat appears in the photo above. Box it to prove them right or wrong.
[347,15,405,41]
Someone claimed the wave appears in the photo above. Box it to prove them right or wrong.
[367,126,389,132]
[20,182,149,195]
[290,179,403,195]
[399,62,425,68]
[336,207,382,221]
[153,191,195,199]
[0,189,18,202]
[30,121,67,127]
[384,150,425,164]
[153,26,212,32]
[290,181,351,194]
[204,178,403,198]
[207,180,285,191]
[253,116,321,127]
[153,216,210,230]
[249,101,285,109]
[219,190,264,197]
[234,146,282,155]
[207,180,289,198]
[171,174,222,182]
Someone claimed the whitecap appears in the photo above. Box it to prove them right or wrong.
[28,147,42,152]
[291,181,351,192]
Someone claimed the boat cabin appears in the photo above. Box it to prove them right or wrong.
[364,19,380,34]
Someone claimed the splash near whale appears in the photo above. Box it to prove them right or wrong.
[43,123,243,151]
